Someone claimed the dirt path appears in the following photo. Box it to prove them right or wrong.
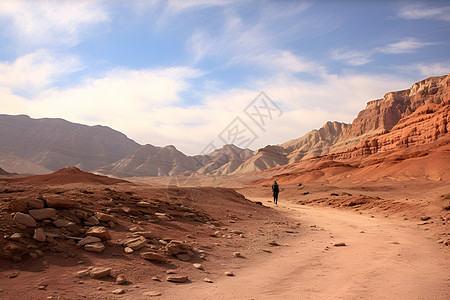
[163,198,449,299]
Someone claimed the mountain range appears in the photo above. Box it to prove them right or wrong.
[0,74,448,177]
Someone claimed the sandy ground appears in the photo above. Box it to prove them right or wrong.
[161,196,449,299]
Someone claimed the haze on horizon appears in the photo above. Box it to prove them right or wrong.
[0,0,449,155]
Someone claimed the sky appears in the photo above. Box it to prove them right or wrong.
[0,0,449,155]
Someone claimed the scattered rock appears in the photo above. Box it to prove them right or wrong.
[44,195,75,208]
[95,212,117,223]
[143,291,162,297]
[37,285,46,290]
[86,226,111,240]
[115,274,127,285]
[112,288,125,295]
[177,254,191,261]
[136,201,152,208]
[141,252,168,263]
[78,236,101,246]
[151,276,161,281]
[124,247,134,254]
[334,242,347,247]
[76,270,90,278]
[166,275,188,283]
[84,216,100,226]
[33,228,46,242]
[233,252,241,258]
[193,263,204,270]
[123,236,147,250]
[269,241,280,246]
[84,242,105,253]
[28,208,56,221]
[10,233,22,240]
[90,267,112,279]
[165,240,192,255]
[224,271,234,276]
[52,219,75,228]
[204,278,213,283]
[13,212,37,227]
[421,216,431,221]
[262,249,272,253]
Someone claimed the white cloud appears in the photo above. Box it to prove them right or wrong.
[0,0,109,46]
[398,4,450,21]
[331,49,372,66]
[378,38,435,54]
[0,49,82,93]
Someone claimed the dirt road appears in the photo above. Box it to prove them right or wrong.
[164,198,450,299]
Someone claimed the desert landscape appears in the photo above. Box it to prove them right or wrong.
[0,74,449,299]
[1,1,449,299]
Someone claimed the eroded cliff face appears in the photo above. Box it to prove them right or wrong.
[333,74,449,159]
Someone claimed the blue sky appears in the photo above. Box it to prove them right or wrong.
[0,0,449,155]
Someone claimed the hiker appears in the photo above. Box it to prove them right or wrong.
[272,181,279,204]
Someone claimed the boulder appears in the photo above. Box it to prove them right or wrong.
[166,275,188,283]
[84,242,105,253]
[28,208,56,220]
[33,228,46,242]
[13,212,37,227]
[78,236,101,246]
[140,252,167,263]
[44,195,75,208]
[86,226,111,240]
[10,197,44,212]
[90,267,112,279]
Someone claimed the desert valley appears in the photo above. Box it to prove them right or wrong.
[0,74,449,299]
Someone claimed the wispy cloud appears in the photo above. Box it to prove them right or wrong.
[0,0,109,46]
[378,38,436,54]
[398,4,450,21]
[393,61,450,77]
[332,37,436,66]
[331,49,372,66]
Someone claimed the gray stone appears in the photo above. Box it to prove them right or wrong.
[28,208,56,221]
[33,228,46,242]
[84,242,105,253]
[78,236,101,246]
[53,219,75,228]
[13,212,37,227]
[10,233,22,240]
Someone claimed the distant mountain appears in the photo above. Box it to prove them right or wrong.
[0,166,12,175]
[0,153,51,175]
[0,114,140,173]
[194,144,253,175]
[97,144,200,177]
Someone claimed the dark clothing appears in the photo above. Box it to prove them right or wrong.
[272,182,279,204]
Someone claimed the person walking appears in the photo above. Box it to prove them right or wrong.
[272,181,279,204]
